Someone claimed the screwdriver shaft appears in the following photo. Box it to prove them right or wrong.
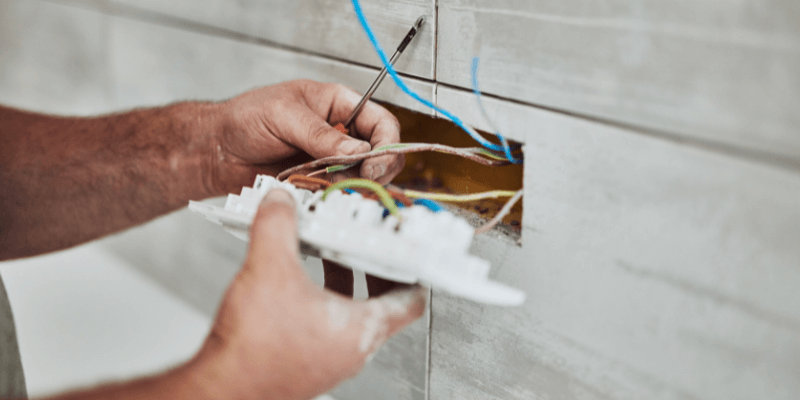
[343,16,424,129]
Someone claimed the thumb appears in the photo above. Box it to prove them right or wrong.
[354,286,427,356]
[245,189,302,279]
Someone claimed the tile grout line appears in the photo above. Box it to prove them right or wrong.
[425,286,433,400]
[426,1,438,394]
[432,0,439,83]
[436,83,800,174]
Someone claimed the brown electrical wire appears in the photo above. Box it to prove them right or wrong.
[276,143,510,181]
[287,175,331,192]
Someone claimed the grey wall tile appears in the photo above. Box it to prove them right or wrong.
[100,204,248,316]
[109,15,435,114]
[109,0,436,80]
[431,88,800,399]
[0,0,114,115]
[437,0,800,163]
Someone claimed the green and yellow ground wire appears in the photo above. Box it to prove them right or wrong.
[321,179,402,217]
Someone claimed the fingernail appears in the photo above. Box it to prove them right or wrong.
[338,139,369,155]
[368,164,387,181]
[262,188,295,206]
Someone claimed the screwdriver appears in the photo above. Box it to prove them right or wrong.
[334,16,425,135]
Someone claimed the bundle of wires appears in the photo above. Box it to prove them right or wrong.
[277,142,511,181]
[280,3,527,235]
[298,175,521,234]
[350,0,522,164]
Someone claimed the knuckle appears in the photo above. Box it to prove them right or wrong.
[331,82,350,94]
[294,78,313,88]
[308,123,332,143]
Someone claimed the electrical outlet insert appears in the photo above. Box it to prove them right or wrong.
[189,175,525,306]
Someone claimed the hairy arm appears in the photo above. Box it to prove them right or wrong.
[0,103,223,259]
[0,80,403,260]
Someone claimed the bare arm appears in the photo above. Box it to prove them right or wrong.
[0,80,403,260]
[0,102,221,259]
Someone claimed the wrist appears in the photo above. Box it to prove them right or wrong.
[170,101,229,199]
[207,100,269,196]
[180,336,256,400]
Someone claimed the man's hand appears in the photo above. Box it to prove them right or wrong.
[43,189,425,400]
[0,79,404,260]
[189,189,426,399]
[212,80,405,193]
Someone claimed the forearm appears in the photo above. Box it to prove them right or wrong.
[0,103,225,260]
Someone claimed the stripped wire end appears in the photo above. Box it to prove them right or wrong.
[475,189,524,234]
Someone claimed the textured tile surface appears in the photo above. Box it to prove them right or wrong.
[110,0,436,79]
[109,15,435,114]
[431,87,800,400]
[0,0,113,115]
[437,0,800,162]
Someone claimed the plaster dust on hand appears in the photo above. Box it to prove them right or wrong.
[359,302,389,354]
[358,288,423,354]
[326,299,351,331]
[325,288,423,357]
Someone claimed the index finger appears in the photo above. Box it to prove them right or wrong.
[323,85,405,184]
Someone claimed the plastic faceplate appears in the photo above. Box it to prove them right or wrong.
[188,175,525,306]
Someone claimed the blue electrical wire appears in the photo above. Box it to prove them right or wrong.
[471,57,522,164]
[345,188,442,216]
[413,198,444,212]
[351,0,520,160]
[381,198,443,218]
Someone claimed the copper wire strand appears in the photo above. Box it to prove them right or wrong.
[474,189,524,235]
[286,175,331,192]
[276,143,510,181]
[306,168,327,178]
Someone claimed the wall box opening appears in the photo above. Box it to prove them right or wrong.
[382,103,524,238]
